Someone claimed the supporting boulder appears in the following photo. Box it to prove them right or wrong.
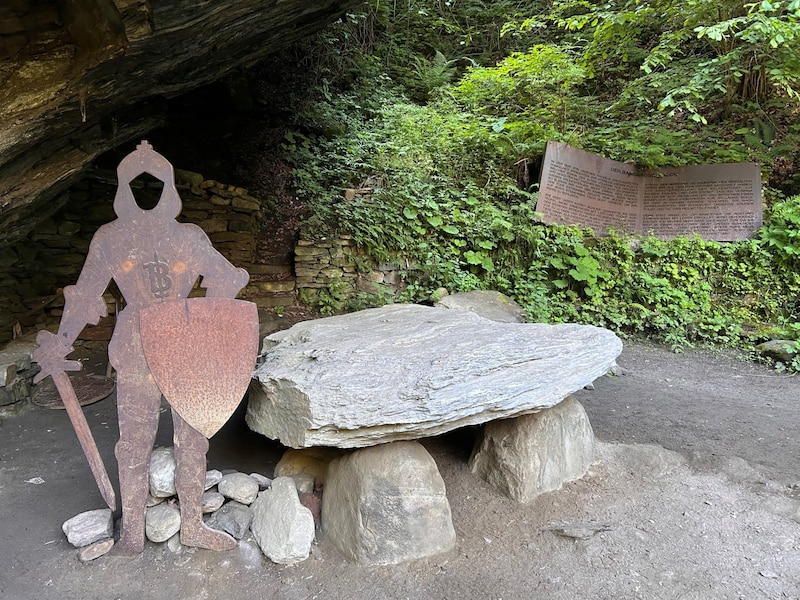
[469,396,595,503]
[322,441,456,565]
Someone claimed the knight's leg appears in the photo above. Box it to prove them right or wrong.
[173,411,236,550]
[114,372,161,555]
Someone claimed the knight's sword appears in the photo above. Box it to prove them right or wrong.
[49,369,117,511]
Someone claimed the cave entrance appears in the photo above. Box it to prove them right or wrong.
[0,68,305,349]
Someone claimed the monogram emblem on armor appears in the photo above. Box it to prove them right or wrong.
[142,252,173,298]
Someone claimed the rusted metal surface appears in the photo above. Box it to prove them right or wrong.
[33,140,257,554]
[33,331,117,511]
[140,298,259,438]
[52,369,117,510]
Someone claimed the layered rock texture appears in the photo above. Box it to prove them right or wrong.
[247,304,622,448]
[0,0,361,248]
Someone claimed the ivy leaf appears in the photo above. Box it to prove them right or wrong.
[426,215,443,227]
[464,250,483,265]
[442,225,460,234]
[403,206,418,219]
[491,117,507,132]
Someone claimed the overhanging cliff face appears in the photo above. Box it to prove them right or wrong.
[0,0,362,248]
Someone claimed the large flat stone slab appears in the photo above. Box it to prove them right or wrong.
[247,304,621,448]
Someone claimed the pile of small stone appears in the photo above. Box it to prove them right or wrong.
[62,446,318,564]
[0,336,39,410]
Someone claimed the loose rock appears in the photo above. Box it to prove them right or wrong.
[248,305,620,448]
[166,533,183,553]
[62,509,114,548]
[756,339,797,364]
[206,501,253,540]
[249,472,272,490]
[218,472,259,505]
[205,469,223,491]
[435,289,527,323]
[145,503,181,543]
[290,472,315,495]
[201,491,225,514]
[78,538,115,562]
[469,396,595,502]
[274,447,345,486]
[250,477,315,565]
[149,447,176,498]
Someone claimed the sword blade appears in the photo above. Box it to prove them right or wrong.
[52,370,117,511]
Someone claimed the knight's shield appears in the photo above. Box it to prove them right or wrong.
[139,298,259,438]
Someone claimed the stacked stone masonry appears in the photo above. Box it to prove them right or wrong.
[295,234,408,305]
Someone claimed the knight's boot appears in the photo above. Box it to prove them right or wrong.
[174,413,236,551]
[114,449,150,555]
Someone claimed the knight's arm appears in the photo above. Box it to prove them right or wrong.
[33,236,111,381]
[189,227,249,299]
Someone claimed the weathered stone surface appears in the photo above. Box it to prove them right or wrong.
[201,491,225,514]
[290,473,316,495]
[274,447,345,487]
[146,494,164,508]
[247,304,621,448]
[0,336,36,396]
[249,472,272,490]
[0,0,363,250]
[205,469,223,491]
[435,290,527,323]
[469,396,595,502]
[78,538,115,562]
[205,501,253,540]
[149,447,176,498]
[62,509,113,548]
[756,339,797,364]
[322,441,456,565]
[218,472,259,505]
[145,503,181,543]
[250,477,315,565]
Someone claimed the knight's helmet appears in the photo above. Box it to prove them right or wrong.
[113,140,182,221]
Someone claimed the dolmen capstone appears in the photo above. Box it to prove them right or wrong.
[247,303,620,448]
[247,302,621,565]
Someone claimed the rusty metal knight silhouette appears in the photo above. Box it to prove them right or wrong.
[33,141,259,555]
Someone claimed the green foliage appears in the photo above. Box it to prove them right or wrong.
[523,0,800,123]
[452,45,586,138]
[318,281,350,316]
[275,0,800,370]
[370,0,547,98]
[759,194,800,264]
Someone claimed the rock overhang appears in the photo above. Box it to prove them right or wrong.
[0,0,363,249]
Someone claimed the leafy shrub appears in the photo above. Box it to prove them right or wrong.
[275,1,800,370]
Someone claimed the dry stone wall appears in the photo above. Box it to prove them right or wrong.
[294,234,408,306]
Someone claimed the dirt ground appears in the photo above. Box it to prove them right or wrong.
[1,337,799,600]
